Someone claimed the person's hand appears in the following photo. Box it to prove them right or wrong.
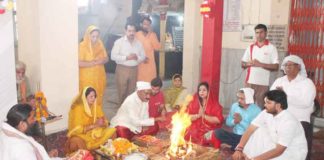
[251,59,263,67]
[158,104,164,113]
[48,149,58,157]
[191,114,200,121]
[92,60,99,65]
[95,117,105,127]
[126,53,138,60]
[142,126,149,132]
[143,57,149,63]
[244,61,253,68]
[155,116,166,122]
[198,107,204,117]
[232,150,245,160]
[234,113,242,124]
[174,105,180,111]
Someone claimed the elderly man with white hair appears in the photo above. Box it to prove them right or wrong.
[205,88,261,150]
[16,61,33,103]
[110,81,165,140]
[270,55,316,160]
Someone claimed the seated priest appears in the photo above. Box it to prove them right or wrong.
[0,104,63,159]
[65,87,116,154]
[110,81,166,140]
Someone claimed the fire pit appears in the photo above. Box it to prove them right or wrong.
[136,96,219,160]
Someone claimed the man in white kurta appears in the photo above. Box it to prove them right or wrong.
[232,90,307,160]
[270,55,316,160]
[0,104,62,160]
[110,81,165,140]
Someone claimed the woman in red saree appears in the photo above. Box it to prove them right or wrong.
[185,82,224,148]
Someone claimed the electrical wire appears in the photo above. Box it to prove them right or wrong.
[220,69,245,84]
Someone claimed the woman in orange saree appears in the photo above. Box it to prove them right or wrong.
[185,82,224,148]
[79,25,108,106]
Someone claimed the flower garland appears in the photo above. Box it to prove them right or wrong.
[0,0,14,14]
[34,91,49,123]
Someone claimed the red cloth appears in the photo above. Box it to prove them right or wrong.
[185,91,224,148]
[144,91,164,135]
[116,126,135,140]
[138,124,159,136]
[148,91,164,118]
[116,124,160,140]
[149,91,173,131]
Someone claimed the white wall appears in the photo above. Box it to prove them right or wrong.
[0,10,17,121]
[17,0,79,134]
[16,0,40,91]
[222,0,290,49]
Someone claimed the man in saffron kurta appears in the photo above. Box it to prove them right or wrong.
[136,17,161,82]
[79,25,108,106]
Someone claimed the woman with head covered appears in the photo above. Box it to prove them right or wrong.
[79,25,108,106]
[65,87,116,154]
[184,82,224,148]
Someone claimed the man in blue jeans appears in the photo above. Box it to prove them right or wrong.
[206,88,261,150]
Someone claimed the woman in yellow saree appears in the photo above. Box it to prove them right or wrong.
[79,25,108,106]
[65,87,116,154]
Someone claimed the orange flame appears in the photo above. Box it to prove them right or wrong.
[167,95,194,159]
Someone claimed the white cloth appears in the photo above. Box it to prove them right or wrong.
[111,36,146,66]
[270,74,316,122]
[136,81,151,91]
[242,42,279,86]
[244,110,307,160]
[281,55,307,77]
[0,122,63,160]
[240,87,254,104]
[110,92,155,133]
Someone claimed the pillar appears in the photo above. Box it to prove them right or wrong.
[182,0,203,93]
[200,0,223,99]
[16,0,79,134]
[0,9,17,121]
